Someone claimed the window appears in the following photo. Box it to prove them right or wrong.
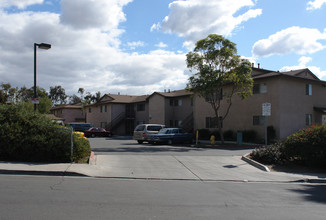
[306,114,312,126]
[306,84,312,96]
[170,99,182,106]
[137,103,145,111]
[205,117,223,128]
[100,122,107,128]
[88,108,91,113]
[253,116,265,126]
[205,89,223,102]
[174,120,182,127]
[253,84,267,94]
[100,105,107,113]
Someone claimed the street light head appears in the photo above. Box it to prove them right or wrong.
[37,43,51,50]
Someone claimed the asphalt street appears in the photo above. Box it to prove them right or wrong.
[1,175,325,220]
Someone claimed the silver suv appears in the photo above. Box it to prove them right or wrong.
[133,124,165,144]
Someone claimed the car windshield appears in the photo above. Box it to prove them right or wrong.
[147,126,163,131]
[158,128,169,134]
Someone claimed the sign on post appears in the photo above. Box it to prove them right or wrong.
[31,98,40,104]
[262,102,271,116]
[262,103,271,146]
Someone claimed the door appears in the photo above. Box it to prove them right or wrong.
[322,115,326,125]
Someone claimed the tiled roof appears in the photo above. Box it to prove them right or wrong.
[107,94,149,103]
[51,104,83,110]
[252,68,322,82]
[156,89,192,97]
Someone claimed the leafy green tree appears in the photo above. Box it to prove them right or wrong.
[49,85,67,105]
[186,34,253,143]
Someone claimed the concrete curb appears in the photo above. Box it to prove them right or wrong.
[88,151,96,165]
[241,153,270,172]
[0,168,88,177]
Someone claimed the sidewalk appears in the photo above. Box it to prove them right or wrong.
[1,154,326,183]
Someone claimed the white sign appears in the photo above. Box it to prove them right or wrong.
[262,102,271,116]
[31,98,40,104]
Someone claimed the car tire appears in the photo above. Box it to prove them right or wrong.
[137,140,143,144]
[91,134,95,138]
[167,139,173,145]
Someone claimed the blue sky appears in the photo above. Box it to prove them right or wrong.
[0,0,326,96]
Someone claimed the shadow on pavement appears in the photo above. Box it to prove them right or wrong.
[92,145,207,153]
[290,185,326,204]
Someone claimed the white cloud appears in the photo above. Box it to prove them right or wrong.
[154,0,262,49]
[155,42,168,48]
[252,26,326,57]
[280,56,326,79]
[0,1,190,96]
[0,0,43,9]
[60,0,132,31]
[307,0,326,10]
[127,41,145,50]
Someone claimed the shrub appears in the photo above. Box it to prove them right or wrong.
[283,125,326,166]
[197,129,211,140]
[267,126,276,143]
[242,130,258,142]
[0,104,91,163]
[250,142,286,165]
[72,132,91,163]
[223,130,235,141]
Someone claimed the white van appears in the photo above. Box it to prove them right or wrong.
[133,124,165,144]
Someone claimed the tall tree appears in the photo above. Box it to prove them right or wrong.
[186,34,253,143]
[78,88,84,101]
[49,85,67,105]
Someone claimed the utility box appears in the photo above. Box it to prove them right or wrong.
[237,131,243,145]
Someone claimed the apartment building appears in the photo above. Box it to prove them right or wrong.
[85,94,149,135]
[85,90,194,135]
[50,103,85,123]
[193,67,326,140]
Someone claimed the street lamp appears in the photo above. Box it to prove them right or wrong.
[34,43,51,113]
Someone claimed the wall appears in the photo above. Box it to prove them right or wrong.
[148,94,165,125]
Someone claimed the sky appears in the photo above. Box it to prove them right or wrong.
[0,0,326,96]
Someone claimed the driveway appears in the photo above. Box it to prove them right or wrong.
[84,137,325,182]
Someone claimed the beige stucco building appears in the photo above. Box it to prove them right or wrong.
[50,103,85,123]
[51,67,326,140]
[85,90,194,135]
[193,67,326,140]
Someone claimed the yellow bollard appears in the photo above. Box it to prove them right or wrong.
[210,135,215,146]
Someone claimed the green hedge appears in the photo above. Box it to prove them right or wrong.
[283,125,326,166]
[250,125,326,167]
[0,104,91,163]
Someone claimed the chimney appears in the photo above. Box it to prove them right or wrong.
[168,89,170,93]
[252,63,254,68]
[258,63,260,69]
[118,92,120,95]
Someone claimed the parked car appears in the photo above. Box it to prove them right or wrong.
[84,127,112,138]
[149,128,194,145]
[133,124,165,144]
[67,123,94,132]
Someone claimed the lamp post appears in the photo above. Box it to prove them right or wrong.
[34,43,51,113]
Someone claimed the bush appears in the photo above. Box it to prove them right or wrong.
[0,104,91,163]
[73,132,91,163]
[223,130,235,141]
[242,130,258,142]
[283,125,326,166]
[250,143,286,165]
[198,129,211,140]
[267,126,276,143]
